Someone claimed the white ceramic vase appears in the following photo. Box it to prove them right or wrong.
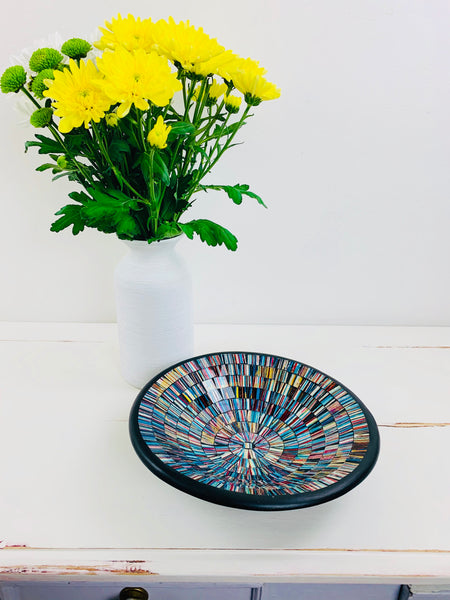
[114,236,194,388]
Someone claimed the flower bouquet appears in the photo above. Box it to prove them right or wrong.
[2,15,281,386]
[1,14,280,251]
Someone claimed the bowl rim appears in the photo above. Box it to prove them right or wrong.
[129,351,380,511]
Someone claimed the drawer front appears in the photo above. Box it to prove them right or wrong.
[262,583,400,600]
[0,583,257,600]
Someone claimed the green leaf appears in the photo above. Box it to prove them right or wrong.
[88,186,140,209]
[198,113,226,124]
[64,131,89,153]
[52,172,71,181]
[167,121,195,141]
[67,172,81,182]
[24,140,41,153]
[190,144,209,162]
[211,125,223,139]
[68,190,90,205]
[210,122,244,140]
[179,219,238,251]
[115,213,141,239]
[154,222,181,240]
[221,122,244,136]
[175,172,196,199]
[82,186,141,238]
[34,134,65,154]
[51,204,85,235]
[52,186,144,239]
[25,134,65,155]
[159,188,177,221]
[222,185,243,204]
[108,139,130,164]
[35,163,56,172]
[199,184,267,208]
[152,152,170,186]
[137,152,170,186]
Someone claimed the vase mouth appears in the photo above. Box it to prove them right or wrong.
[121,235,182,249]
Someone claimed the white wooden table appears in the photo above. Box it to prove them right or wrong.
[0,322,449,596]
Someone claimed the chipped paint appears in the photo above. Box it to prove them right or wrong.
[0,563,158,576]
[0,339,105,343]
[0,550,448,582]
[1,547,450,552]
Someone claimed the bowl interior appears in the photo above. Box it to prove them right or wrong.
[133,353,377,501]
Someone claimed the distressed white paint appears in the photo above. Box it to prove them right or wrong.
[0,549,448,584]
[0,323,449,582]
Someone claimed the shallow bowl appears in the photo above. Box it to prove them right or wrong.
[129,352,379,510]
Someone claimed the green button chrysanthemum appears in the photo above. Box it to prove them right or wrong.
[30,107,53,128]
[1,65,27,93]
[61,38,92,60]
[31,68,55,99]
[29,48,63,72]
[56,155,68,169]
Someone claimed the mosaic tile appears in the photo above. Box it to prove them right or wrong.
[130,353,379,510]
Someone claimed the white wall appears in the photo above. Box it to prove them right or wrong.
[0,0,448,325]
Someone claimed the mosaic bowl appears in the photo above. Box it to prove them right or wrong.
[129,352,379,510]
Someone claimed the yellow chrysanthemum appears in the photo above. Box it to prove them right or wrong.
[152,17,224,71]
[43,59,111,133]
[217,55,265,83]
[208,81,227,100]
[224,93,242,113]
[96,47,182,118]
[105,112,119,126]
[95,13,155,52]
[147,116,171,149]
[192,49,239,78]
[226,57,281,104]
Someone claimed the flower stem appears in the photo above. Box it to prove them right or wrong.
[185,105,252,204]
[91,121,146,201]
[20,87,96,185]
[204,105,251,175]
[179,78,212,178]
[147,148,159,235]
[135,107,147,151]
[192,77,209,124]
[20,87,41,109]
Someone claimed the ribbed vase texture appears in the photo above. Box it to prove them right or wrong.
[114,237,194,388]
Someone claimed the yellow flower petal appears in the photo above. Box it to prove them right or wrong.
[151,17,224,71]
[226,57,280,103]
[96,47,181,115]
[43,58,111,133]
[147,115,171,149]
[116,100,132,118]
[95,13,156,52]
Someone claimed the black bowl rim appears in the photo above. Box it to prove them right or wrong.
[129,351,380,511]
